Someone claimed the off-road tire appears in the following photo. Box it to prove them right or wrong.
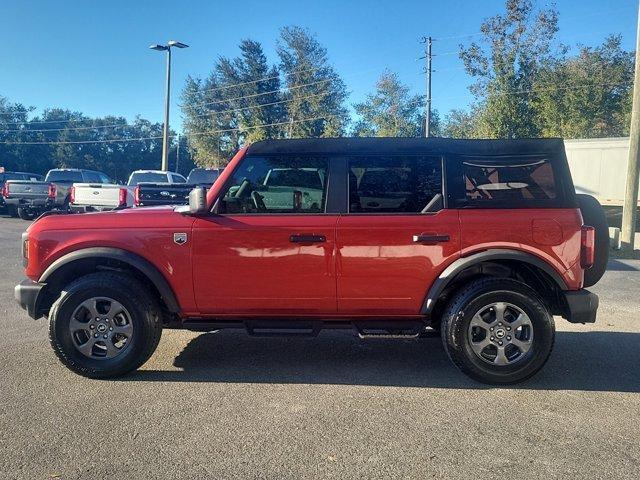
[441,278,555,384]
[49,272,163,378]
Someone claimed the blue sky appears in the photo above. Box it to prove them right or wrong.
[0,0,637,131]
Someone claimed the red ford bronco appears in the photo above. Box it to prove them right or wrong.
[14,138,608,384]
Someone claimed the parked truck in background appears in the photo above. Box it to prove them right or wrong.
[2,168,110,219]
[1,171,43,217]
[129,170,189,207]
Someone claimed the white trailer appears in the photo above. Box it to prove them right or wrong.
[564,137,639,206]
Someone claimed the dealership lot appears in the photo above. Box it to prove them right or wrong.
[0,216,638,479]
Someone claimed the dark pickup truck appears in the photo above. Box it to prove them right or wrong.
[1,171,43,216]
[3,168,109,219]
[132,168,220,207]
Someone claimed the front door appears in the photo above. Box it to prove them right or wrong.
[337,155,461,315]
[192,154,338,315]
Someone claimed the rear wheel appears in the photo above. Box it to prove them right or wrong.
[17,207,36,220]
[441,278,555,384]
[48,272,163,378]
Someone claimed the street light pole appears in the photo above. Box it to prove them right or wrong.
[150,40,189,172]
[162,47,171,172]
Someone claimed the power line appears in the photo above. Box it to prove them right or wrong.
[1,122,135,133]
[0,135,164,145]
[195,65,321,95]
[183,90,329,120]
[184,78,332,109]
[0,115,337,145]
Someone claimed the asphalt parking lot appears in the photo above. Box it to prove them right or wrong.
[0,215,639,479]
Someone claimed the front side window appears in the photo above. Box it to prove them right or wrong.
[348,156,442,213]
[219,156,328,214]
[462,157,557,206]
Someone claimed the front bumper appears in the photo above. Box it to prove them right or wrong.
[15,279,46,320]
[563,289,599,324]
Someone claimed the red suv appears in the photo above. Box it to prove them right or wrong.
[14,138,608,384]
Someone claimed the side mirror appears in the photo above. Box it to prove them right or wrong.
[189,186,207,214]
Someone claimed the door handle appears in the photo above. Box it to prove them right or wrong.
[290,234,326,243]
[413,234,450,244]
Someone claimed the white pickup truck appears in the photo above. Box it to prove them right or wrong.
[69,170,186,212]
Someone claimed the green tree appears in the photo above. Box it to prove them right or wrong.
[532,35,634,138]
[181,39,285,167]
[459,0,558,138]
[277,26,349,137]
[352,71,424,137]
[442,107,483,138]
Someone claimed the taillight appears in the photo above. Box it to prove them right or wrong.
[133,186,140,206]
[69,186,75,204]
[1,183,8,198]
[581,226,595,269]
[48,184,56,199]
[118,187,127,207]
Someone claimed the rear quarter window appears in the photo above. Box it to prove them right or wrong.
[449,156,566,208]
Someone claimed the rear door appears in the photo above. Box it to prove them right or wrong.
[336,155,460,315]
[192,154,339,315]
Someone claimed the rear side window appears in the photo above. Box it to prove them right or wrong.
[460,157,557,207]
[348,156,442,213]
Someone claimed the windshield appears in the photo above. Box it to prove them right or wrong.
[128,172,169,186]
[45,170,83,183]
[187,169,219,185]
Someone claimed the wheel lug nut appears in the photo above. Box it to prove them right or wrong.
[507,327,511,331]
[490,336,494,341]
[507,336,511,340]
[499,341,503,346]
[490,327,494,331]
[103,335,108,339]
[109,327,113,331]
[94,334,98,338]
[90,325,95,329]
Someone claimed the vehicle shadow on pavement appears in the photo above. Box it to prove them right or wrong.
[126,330,640,392]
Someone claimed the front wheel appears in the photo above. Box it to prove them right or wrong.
[48,272,163,378]
[441,278,555,384]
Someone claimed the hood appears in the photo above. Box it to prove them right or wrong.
[28,206,192,233]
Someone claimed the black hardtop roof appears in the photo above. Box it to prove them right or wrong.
[246,137,566,158]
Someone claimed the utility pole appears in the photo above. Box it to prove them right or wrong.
[421,36,433,138]
[622,3,640,253]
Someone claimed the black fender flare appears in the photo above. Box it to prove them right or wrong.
[421,249,568,315]
[39,247,180,312]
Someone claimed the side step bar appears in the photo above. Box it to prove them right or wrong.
[180,319,426,338]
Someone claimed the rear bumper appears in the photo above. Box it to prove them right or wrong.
[15,279,46,320]
[563,289,599,324]
[4,197,53,209]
